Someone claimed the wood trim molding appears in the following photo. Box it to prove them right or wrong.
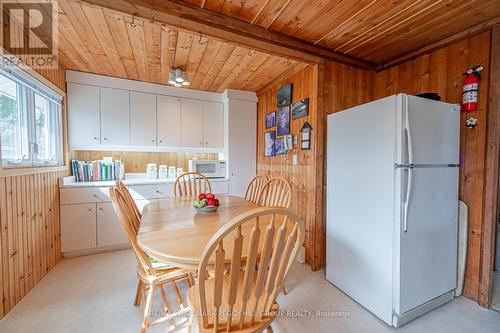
[0,166,68,178]
[377,15,500,71]
[311,62,326,270]
[79,0,375,69]
[478,24,500,308]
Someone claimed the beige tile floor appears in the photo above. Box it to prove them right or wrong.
[1,249,500,333]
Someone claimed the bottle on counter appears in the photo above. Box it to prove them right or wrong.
[176,168,183,177]
[158,165,168,179]
[168,166,177,179]
[146,163,158,179]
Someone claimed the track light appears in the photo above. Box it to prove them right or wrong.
[168,70,176,84]
[168,68,190,87]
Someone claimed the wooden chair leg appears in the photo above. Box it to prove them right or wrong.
[142,285,154,333]
[158,285,170,313]
[266,325,274,333]
[187,273,194,287]
[134,280,144,306]
[172,281,183,305]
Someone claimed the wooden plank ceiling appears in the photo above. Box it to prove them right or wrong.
[56,0,302,92]
[182,0,500,65]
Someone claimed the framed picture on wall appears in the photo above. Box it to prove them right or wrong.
[265,111,276,128]
[275,137,286,155]
[277,83,292,106]
[292,98,309,120]
[264,131,276,157]
[277,105,290,136]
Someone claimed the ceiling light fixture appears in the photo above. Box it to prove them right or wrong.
[168,68,190,87]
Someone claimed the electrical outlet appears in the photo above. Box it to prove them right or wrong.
[292,154,298,165]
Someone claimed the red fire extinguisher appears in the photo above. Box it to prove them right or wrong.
[461,65,483,112]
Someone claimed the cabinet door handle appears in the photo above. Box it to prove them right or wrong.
[151,139,155,143]
[88,208,92,212]
[93,136,99,141]
[103,137,109,141]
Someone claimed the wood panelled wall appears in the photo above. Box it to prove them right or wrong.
[71,151,219,173]
[0,67,68,319]
[256,62,373,269]
[373,31,491,300]
[324,61,374,114]
[0,170,67,317]
[257,65,320,268]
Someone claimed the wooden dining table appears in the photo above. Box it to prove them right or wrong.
[137,194,260,269]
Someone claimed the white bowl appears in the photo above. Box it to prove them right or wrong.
[193,205,219,213]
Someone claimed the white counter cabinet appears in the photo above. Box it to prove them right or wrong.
[61,203,97,253]
[59,176,229,257]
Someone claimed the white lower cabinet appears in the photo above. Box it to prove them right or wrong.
[128,184,172,200]
[60,180,228,256]
[61,203,97,253]
[97,202,129,247]
[211,181,229,195]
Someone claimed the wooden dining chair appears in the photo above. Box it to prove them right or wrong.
[109,186,194,333]
[187,207,304,333]
[257,177,292,208]
[256,177,293,296]
[244,175,269,204]
[173,172,212,197]
[115,180,141,227]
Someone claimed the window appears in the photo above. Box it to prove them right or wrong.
[0,69,63,167]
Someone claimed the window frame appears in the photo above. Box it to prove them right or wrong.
[0,67,64,169]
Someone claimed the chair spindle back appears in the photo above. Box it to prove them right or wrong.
[195,207,304,332]
[257,177,292,208]
[244,175,269,204]
[173,172,212,197]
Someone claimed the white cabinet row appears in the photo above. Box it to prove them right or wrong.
[60,181,229,256]
[68,83,224,149]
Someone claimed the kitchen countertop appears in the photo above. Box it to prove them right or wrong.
[59,173,229,188]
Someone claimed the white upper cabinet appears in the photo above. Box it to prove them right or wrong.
[157,96,181,147]
[67,83,100,147]
[66,71,227,151]
[100,87,130,145]
[130,92,157,146]
[203,101,224,148]
[181,98,204,148]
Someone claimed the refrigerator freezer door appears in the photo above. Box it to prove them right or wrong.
[326,96,397,325]
[395,166,458,315]
[398,95,460,165]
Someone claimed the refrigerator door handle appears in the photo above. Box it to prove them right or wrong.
[403,166,413,232]
[404,96,414,166]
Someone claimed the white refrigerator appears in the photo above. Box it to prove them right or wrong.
[326,94,460,327]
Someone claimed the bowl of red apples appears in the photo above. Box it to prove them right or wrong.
[193,193,220,213]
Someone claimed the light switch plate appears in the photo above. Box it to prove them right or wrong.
[292,154,298,165]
